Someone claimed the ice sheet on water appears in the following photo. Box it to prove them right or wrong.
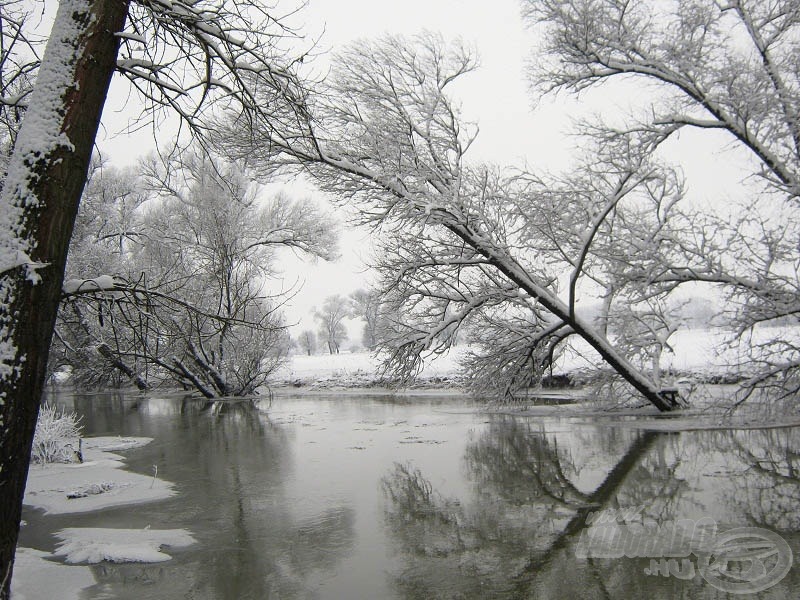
[54,527,196,564]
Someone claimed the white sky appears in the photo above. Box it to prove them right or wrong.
[93,0,748,341]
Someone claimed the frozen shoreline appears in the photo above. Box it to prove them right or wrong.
[15,436,194,599]
[23,436,173,515]
[277,327,800,391]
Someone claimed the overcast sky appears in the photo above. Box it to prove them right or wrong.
[278,0,558,335]
[98,0,552,168]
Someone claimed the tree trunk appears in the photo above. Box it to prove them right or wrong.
[97,343,149,391]
[0,2,129,596]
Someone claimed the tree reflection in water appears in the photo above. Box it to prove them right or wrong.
[694,428,800,532]
[49,395,358,600]
[381,418,800,599]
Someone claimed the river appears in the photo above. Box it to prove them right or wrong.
[19,389,800,599]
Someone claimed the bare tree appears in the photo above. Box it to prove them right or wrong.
[315,294,349,354]
[0,1,310,591]
[298,329,316,356]
[349,288,381,350]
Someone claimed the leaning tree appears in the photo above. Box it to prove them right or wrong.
[227,1,800,409]
[223,32,685,410]
[524,0,800,404]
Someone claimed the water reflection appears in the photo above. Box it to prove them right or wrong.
[26,392,800,599]
[29,393,357,600]
[695,429,800,532]
[382,418,800,599]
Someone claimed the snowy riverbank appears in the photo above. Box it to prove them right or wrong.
[14,437,194,600]
[275,347,466,389]
[276,326,792,391]
[23,436,173,514]
[14,326,798,597]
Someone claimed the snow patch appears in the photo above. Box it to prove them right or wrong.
[54,527,196,564]
[11,547,94,600]
[23,435,174,515]
[115,31,146,44]
[62,274,118,294]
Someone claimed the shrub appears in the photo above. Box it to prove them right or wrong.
[31,405,84,464]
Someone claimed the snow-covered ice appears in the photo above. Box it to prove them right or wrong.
[54,527,195,564]
[11,547,93,600]
[23,436,174,515]
[15,435,188,599]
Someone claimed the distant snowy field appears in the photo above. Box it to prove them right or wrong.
[563,325,800,379]
[278,326,799,388]
[277,347,466,388]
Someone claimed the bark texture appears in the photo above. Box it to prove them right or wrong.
[0,2,129,596]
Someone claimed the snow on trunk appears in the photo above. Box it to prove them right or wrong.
[0,2,130,597]
[0,0,84,414]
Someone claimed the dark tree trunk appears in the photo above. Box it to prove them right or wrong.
[97,343,149,391]
[0,2,130,597]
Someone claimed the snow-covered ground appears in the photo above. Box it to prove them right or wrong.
[15,437,194,599]
[24,436,174,514]
[278,326,795,389]
[276,347,467,388]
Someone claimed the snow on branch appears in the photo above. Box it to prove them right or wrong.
[117,0,310,149]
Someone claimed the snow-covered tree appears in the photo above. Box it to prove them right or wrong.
[48,159,149,388]
[0,2,39,162]
[55,147,337,396]
[0,4,130,592]
[298,329,317,356]
[315,294,349,354]
[0,1,309,592]
[225,32,683,410]
[350,288,381,350]
[134,148,335,395]
[525,0,800,403]
[225,3,800,407]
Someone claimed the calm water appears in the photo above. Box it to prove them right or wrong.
[20,390,800,599]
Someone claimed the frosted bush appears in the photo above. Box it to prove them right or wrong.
[31,405,83,464]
